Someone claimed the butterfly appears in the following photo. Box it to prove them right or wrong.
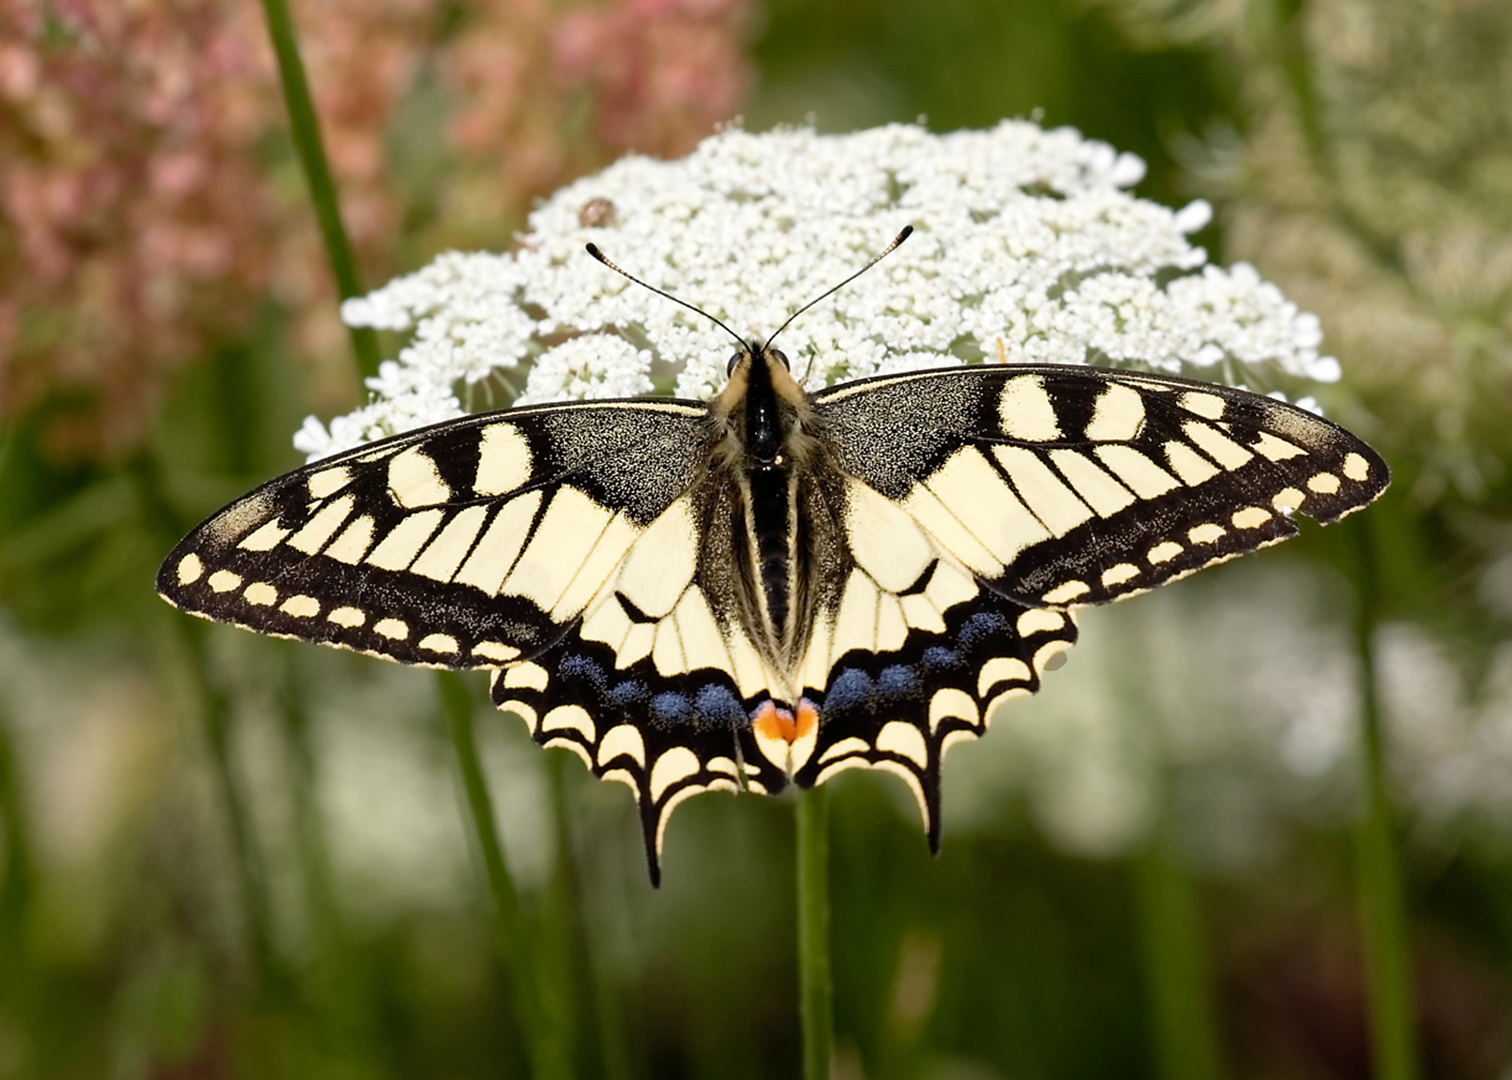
[158,246,1389,884]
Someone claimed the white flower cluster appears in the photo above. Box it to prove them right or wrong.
[298,121,1340,459]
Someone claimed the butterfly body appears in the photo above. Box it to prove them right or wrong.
[160,351,1388,883]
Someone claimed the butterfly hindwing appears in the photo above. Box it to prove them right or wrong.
[815,365,1389,609]
[793,586,1077,847]
[157,400,710,668]
[491,628,789,886]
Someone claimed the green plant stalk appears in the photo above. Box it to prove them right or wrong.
[1352,521,1420,1080]
[180,623,278,986]
[1133,841,1225,1080]
[439,672,571,1080]
[258,0,381,378]
[796,785,833,1080]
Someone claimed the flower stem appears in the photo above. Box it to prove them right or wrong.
[181,622,278,986]
[796,785,833,1080]
[438,672,571,1080]
[1133,840,1226,1080]
[1351,520,1420,1080]
[257,0,381,378]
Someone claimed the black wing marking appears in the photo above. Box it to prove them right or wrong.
[792,588,1077,849]
[814,365,1389,609]
[157,400,709,668]
[491,634,789,886]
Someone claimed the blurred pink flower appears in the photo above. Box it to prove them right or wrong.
[0,0,752,459]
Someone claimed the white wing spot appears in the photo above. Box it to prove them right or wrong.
[598,724,647,768]
[388,446,451,509]
[1147,541,1183,564]
[1179,391,1226,420]
[1049,450,1136,516]
[1188,523,1226,544]
[650,747,701,803]
[366,510,445,571]
[474,422,533,496]
[208,570,242,593]
[239,518,291,552]
[977,656,1031,696]
[503,662,550,691]
[1252,432,1307,461]
[411,506,490,583]
[307,466,352,499]
[992,446,1093,536]
[454,491,542,595]
[1165,441,1220,486]
[1273,488,1306,512]
[324,515,376,564]
[1101,563,1139,588]
[876,721,929,767]
[998,375,1061,441]
[1342,453,1370,482]
[1183,422,1252,469]
[280,595,320,618]
[472,641,521,663]
[289,495,356,555]
[176,553,204,585]
[844,480,935,592]
[818,737,870,765]
[1041,580,1088,604]
[1232,507,1270,529]
[419,633,460,655]
[1017,609,1064,636]
[374,617,409,641]
[243,582,277,606]
[928,688,977,733]
[1308,472,1341,494]
[541,704,596,742]
[1096,445,1180,498]
[327,606,366,628]
[1085,382,1145,441]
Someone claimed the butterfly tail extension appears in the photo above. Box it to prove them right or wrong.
[489,635,788,886]
[792,590,1078,853]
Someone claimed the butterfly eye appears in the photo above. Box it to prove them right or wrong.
[726,351,744,376]
[770,348,791,370]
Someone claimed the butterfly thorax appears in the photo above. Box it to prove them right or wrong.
[707,342,827,671]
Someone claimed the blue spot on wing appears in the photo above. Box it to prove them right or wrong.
[694,684,744,727]
[825,668,875,712]
[921,646,961,672]
[959,611,1009,647]
[651,692,692,725]
[559,653,608,690]
[877,664,917,697]
[608,679,649,707]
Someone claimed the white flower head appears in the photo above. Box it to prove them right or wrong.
[306,121,1339,458]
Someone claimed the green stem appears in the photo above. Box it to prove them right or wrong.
[797,785,833,1080]
[1133,841,1225,1080]
[1352,521,1419,1080]
[0,705,34,944]
[258,0,381,378]
[181,623,278,987]
[438,672,570,1080]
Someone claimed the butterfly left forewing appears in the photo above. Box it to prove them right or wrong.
[158,400,710,668]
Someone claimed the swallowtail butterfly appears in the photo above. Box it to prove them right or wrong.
[158,249,1388,883]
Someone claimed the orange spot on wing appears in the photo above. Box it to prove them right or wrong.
[754,699,819,745]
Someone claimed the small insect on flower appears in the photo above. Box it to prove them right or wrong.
[160,123,1388,883]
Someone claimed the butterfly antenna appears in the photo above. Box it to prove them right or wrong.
[767,225,914,353]
[586,243,747,350]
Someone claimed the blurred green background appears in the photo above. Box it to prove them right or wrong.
[3,0,1511,1077]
